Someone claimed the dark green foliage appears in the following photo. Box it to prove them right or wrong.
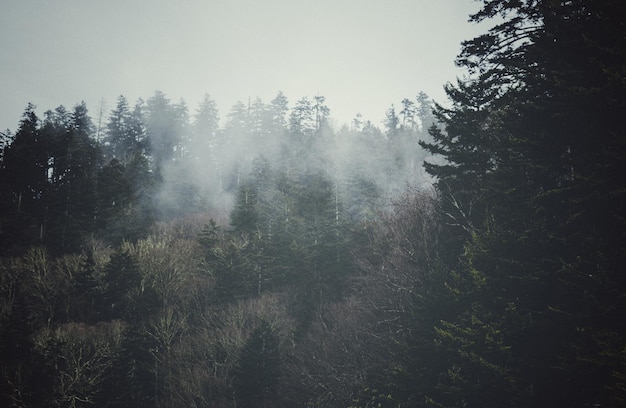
[213,165,356,317]
[100,250,159,323]
[234,320,281,408]
[230,180,260,234]
[99,96,156,241]
[413,1,626,406]
[105,325,158,407]
[0,102,106,254]
[0,104,47,251]
[44,103,101,253]
[199,218,221,250]
[96,158,135,241]
[103,95,147,162]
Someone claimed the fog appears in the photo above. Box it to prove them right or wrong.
[143,90,438,224]
[3,1,622,406]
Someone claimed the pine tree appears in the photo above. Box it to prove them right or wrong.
[418,1,626,406]
[383,104,399,138]
[399,98,416,130]
[44,102,101,253]
[234,320,281,408]
[145,91,188,172]
[101,250,143,321]
[192,93,220,159]
[104,95,146,163]
[0,104,47,250]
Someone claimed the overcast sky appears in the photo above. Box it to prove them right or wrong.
[0,0,488,133]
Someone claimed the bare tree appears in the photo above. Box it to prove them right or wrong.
[33,320,125,407]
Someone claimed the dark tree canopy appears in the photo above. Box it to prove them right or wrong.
[417,0,626,406]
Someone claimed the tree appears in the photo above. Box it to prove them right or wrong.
[313,95,330,133]
[383,104,399,138]
[0,102,102,254]
[416,91,434,133]
[95,158,134,241]
[0,104,47,250]
[234,320,281,408]
[0,129,13,163]
[32,321,125,407]
[268,91,289,131]
[145,91,188,171]
[191,93,220,160]
[100,250,143,321]
[249,97,267,142]
[231,180,260,235]
[103,95,146,163]
[104,95,130,160]
[417,1,626,406]
[351,113,363,132]
[345,190,446,408]
[3,105,45,208]
[288,97,316,154]
[44,102,101,253]
[399,98,416,130]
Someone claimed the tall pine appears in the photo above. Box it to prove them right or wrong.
[419,1,626,406]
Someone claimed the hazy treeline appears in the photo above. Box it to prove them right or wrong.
[1,0,626,407]
[0,89,436,254]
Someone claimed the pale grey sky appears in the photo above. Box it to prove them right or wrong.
[0,0,486,132]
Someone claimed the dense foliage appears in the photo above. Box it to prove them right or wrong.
[0,84,434,406]
[415,0,626,406]
[1,1,625,407]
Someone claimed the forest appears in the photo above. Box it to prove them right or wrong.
[1,1,625,407]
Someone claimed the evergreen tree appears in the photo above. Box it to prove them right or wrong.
[231,180,260,234]
[100,250,144,322]
[265,92,289,160]
[145,91,187,171]
[234,320,281,408]
[383,104,399,138]
[288,97,316,158]
[268,91,289,130]
[416,91,434,133]
[313,95,330,134]
[0,104,46,251]
[44,102,100,253]
[399,98,416,130]
[96,158,134,241]
[191,93,220,161]
[417,1,626,406]
[103,95,147,163]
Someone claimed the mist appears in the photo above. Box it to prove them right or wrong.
[2,0,624,405]
[144,90,438,227]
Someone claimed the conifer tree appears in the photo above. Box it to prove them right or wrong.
[418,1,626,406]
[0,104,46,250]
[234,320,281,408]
